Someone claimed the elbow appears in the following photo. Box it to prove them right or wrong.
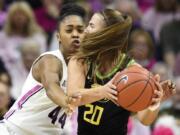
[140,120,152,126]
[43,82,53,98]
[138,117,154,126]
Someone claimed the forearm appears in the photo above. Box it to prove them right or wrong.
[137,107,160,126]
[46,83,68,108]
[69,86,105,106]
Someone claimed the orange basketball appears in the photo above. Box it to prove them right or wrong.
[113,65,157,112]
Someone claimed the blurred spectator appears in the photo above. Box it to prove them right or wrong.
[0,0,7,29]
[0,68,12,88]
[77,0,92,21]
[49,31,59,51]
[20,40,41,71]
[160,20,180,69]
[152,77,180,135]
[152,62,174,109]
[174,53,180,76]
[10,39,41,99]
[84,0,114,13]
[0,58,7,73]
[35,0,62,44]
[142,0,180,42]
[0,1,46,74]
[129,29,156,70]
[127,117,151,135]
[136,0,155,13]
[101,0,115,9]
[87,0,103,13]
[152,62,173,81]
[114,0,142,30]
[0,82,11,120]
[0,68,14,120]
[160,21,180,68]
[24,0,42,9]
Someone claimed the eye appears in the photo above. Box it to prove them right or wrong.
[78,28,84,33]
[66,29,72,33]
[90,24,94,29]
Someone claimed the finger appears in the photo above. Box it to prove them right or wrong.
[154,90,163,98]
[168,80,172,86]
[108,93,118,101]
[108,88,118,95]
[172,89,176,94]
[169,83,176,89]
[152,98,160,103]
[154,74,160,82]
[71,93,82,99]
[160,80,168,85]
[109,83,117,90]
[155,81,163,93]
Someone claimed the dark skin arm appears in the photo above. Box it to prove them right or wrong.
[32,55,69,108]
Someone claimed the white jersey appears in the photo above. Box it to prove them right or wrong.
[3,50,68,135]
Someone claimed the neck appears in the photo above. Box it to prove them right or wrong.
[59,47,68,64]
[97,50,119,73]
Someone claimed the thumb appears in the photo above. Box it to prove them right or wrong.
[71,92,82,99]
[154,74,160,82]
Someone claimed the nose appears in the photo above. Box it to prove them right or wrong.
[72,30,79,38]
[84,27,89,34]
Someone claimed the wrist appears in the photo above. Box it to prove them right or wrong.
[96,85,106,99]
[148,102,160,112]
[63,95,69,108]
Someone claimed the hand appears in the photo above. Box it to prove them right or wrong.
[148,74,163,111]
[64,93,82,115]
[101,72,120,105]
[160,80,176,101]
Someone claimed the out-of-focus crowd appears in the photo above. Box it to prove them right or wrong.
[0,0,179,135]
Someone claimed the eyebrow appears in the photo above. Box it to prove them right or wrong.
[66,25,84,28]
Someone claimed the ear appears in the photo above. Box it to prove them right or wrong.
[56,32,61,44]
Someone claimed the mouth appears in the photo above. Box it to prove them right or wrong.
[72,40,80,47]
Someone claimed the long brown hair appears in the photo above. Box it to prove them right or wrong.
[76,9,132,64]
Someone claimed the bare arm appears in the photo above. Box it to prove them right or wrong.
[32,55,68,108]
[67,58,117,106]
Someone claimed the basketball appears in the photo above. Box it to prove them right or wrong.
[113,65,157,112]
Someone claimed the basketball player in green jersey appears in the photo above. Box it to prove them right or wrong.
[67,9,176,135]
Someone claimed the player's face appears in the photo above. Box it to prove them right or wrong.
[57,15,85,55]
[85,13,106,34]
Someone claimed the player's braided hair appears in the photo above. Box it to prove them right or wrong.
[58,3,86,23]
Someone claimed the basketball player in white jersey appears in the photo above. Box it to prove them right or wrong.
[0,3,86,135]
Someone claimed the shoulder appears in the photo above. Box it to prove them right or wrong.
[69,57,87,74]
[33,54,63,71]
